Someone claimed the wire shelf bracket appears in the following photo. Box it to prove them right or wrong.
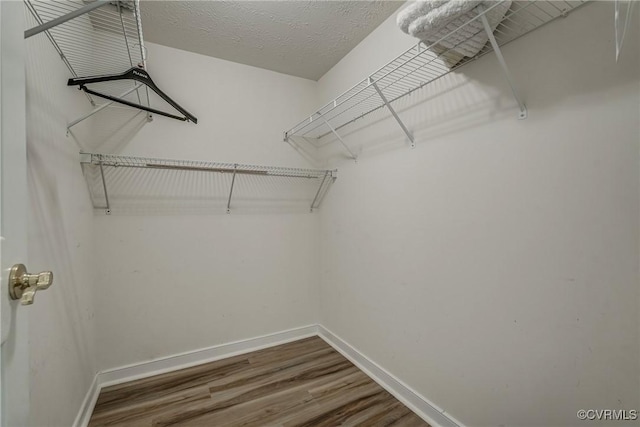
[67,83,143,134]
[310,170,337,213]
[98,159,111,215]
[370,77,415,148]
[284,1,590,158]
[615,0,637,62]
[319,114,358,162]
[227,164,238,214]
[476,4,527,120]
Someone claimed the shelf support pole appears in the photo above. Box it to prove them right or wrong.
[310,171,329,213]
[98,158,111,215]
[318,115,357,161]
[25,0,109,39]
[67,84,144,133]
[370,78,415,148]
[477,5,527,119]
[227,164,237,214]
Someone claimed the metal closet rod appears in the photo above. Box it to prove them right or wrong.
[25,0,110,39]
[93,161,325,179]
[81,153,335,179]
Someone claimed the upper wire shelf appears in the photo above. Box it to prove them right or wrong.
[80,153,337,214]
[24,0,151,120]
[284,0,589,154]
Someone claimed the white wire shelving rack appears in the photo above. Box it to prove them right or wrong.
[80,153,337,214]
[24,0,151,130]
[284,0,590,160]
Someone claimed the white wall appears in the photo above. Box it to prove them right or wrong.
[24,13,99,427]
[22,2,639,426]
[318,3,639,427]
[92,43,321,370]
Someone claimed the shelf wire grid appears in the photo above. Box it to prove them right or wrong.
[285,0,589,143]
[24,0,150,109]
[80,153,336,214]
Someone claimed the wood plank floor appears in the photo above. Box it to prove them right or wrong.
[89,336,430,426]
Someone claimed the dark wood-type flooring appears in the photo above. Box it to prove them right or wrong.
[88,336,430,426]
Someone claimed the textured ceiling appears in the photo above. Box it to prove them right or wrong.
[139,1,403,80]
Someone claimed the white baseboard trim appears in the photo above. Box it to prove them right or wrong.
[74,324,462,427]
[73,324,318,427]
[72,373,100,427]
[317,325,464,427]
[98,324,319,388]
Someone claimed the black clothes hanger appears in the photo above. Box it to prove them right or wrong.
[67,66,198,124]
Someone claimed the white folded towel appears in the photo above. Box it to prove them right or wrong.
[397,0,512,66]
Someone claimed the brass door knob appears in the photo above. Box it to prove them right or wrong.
[9,264,53,305]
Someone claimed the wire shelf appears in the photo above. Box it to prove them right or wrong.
[284,0,589,146]
[80,153,337,214]
[25,0,150,110]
